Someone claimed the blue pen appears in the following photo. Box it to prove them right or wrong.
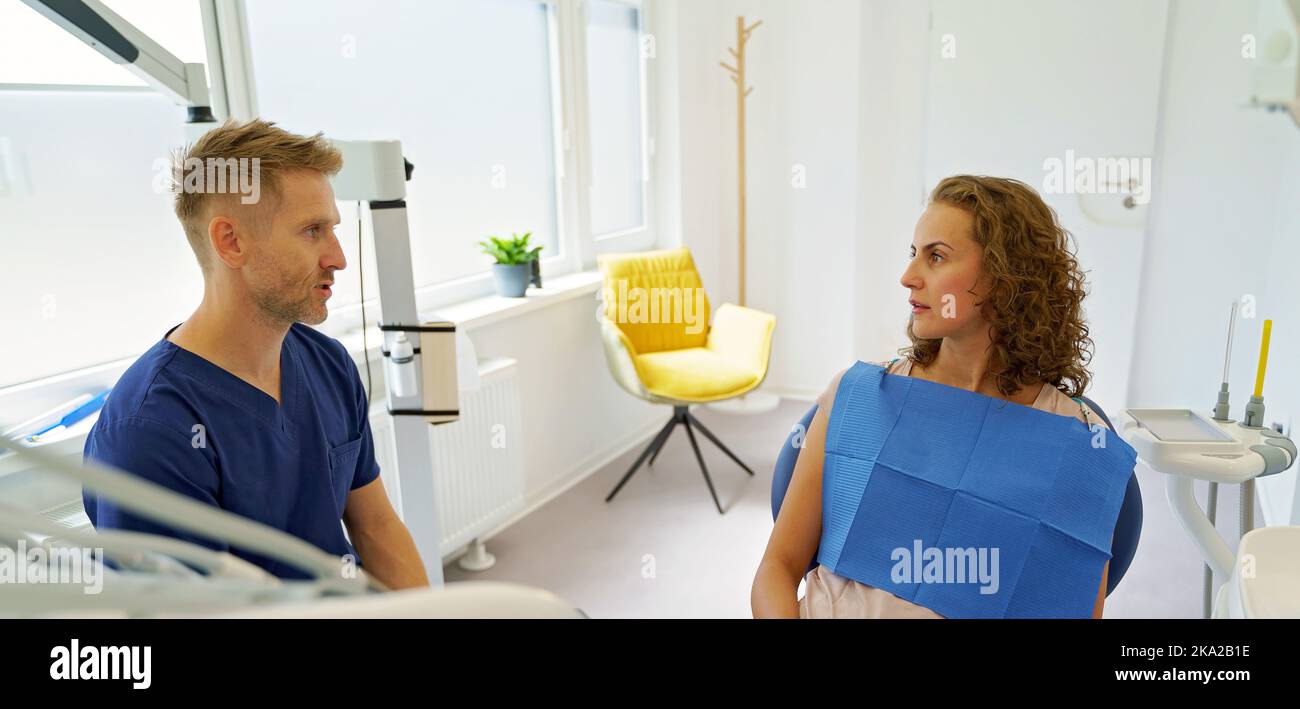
[26,389,112,443]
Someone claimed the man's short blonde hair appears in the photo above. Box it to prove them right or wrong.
[171,119,343,272]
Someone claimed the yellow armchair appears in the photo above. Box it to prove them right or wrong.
[597,248,776,513]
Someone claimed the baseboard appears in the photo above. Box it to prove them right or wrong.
[442,412,666,563]
[764,387,818,402]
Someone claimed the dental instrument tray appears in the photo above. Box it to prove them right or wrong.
[1121,408,1296,483]
[1127,409,1233,443]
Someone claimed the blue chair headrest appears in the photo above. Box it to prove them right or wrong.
[1078,396,1143,596]
[771,400,1142,597]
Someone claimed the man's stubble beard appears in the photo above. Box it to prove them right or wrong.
[248,260,327,328]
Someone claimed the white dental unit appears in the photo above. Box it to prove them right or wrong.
[1120,307,1299,618]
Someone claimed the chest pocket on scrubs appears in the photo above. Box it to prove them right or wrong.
[327,437,364,515]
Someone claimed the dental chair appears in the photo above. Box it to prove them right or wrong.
[770,396,1144,597]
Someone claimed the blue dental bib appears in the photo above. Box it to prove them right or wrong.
[817,361,1137,618]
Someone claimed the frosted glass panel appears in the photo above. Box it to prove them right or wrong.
[0,0,207,86]
[101,0,209,65]
[586,0,644,236]
[243,0,561,293]
[0,90,203,387]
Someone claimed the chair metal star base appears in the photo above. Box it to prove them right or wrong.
[605,406,754,514]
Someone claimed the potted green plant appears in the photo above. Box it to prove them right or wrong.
[479,232,543,297]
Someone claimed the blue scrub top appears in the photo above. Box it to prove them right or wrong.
[83,322,381,579]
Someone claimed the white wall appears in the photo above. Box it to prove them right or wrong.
[922,0,1170,411]
[852,0,932,370]
[745,0,863,397]
[668,0,865,399]
[466,297,663,503]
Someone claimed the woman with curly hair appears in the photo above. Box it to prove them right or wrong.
[752,175,1112,619]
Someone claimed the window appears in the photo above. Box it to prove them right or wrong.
[240,0,568,324]
[0,0,207,388]
[585,0,647,239]
[2,0,659,389]
[0,0,208,86]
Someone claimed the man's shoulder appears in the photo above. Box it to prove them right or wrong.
[97,338,189,426]
[86,382,211,467]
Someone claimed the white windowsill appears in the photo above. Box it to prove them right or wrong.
[332,269,603,359]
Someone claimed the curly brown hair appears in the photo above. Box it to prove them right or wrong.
[900,175,1094,399]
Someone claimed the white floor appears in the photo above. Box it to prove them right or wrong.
[443,398,1257,619]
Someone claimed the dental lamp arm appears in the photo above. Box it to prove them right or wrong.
[21,0,216,123]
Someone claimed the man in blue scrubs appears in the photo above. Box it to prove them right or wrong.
[84,119,428,588]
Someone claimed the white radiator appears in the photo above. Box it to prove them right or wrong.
[370,357,524,560]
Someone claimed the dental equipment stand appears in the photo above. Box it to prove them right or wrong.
[24,0,459,585]
[1120,308,1297,618]
[330,142,457,586]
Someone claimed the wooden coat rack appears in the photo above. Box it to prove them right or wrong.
[719,16,761,307]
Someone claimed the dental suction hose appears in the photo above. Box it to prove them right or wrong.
[1211,300,1232,421]
[1242,319,1272,428]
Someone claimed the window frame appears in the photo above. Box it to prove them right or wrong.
[576,0,656,251]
